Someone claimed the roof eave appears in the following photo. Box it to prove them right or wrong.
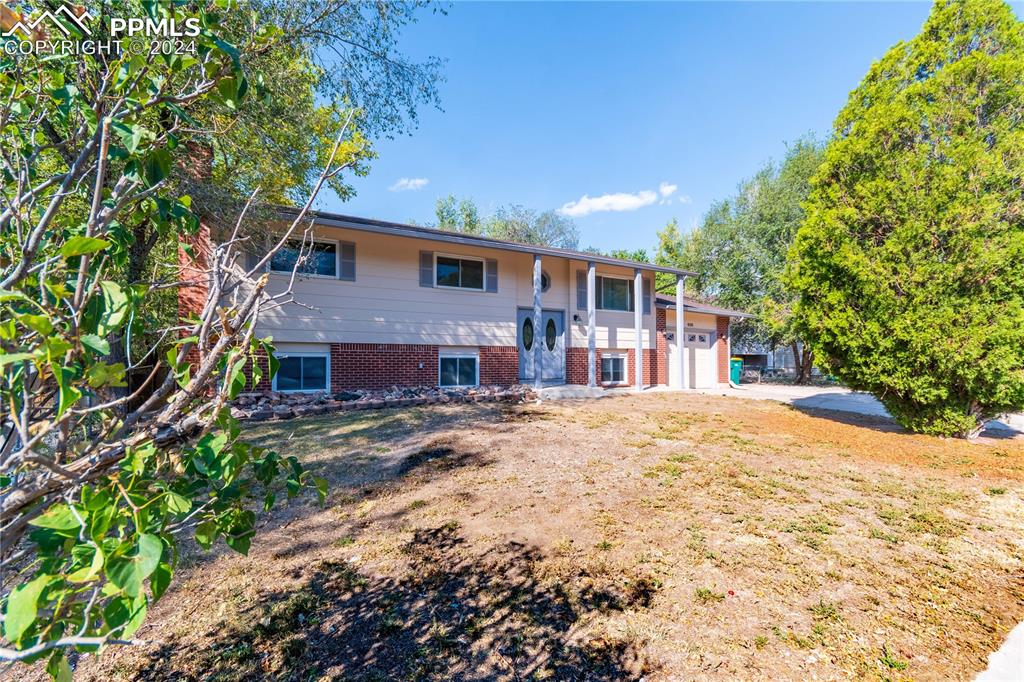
[656,301,754,319]
[277,207,697,278]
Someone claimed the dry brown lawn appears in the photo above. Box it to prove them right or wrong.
[61,394,1024,681]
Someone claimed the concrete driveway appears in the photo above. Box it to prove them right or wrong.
[697,383,1024,437]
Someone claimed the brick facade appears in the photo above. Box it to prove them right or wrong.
[655,308,668,386]
[177,221,211,367]
[716,315,731,384]
[566,347,590,385]
[479,346,519,385]
[330,343,439,391]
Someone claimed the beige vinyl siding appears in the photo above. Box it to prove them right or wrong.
[664,309,718,332]
[253,226,658,349]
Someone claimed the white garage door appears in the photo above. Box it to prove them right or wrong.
[668,330,717,389]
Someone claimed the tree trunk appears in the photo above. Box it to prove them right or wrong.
[792,342,814,385]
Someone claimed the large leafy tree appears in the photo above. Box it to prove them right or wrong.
[434,196,581,249]
[0,0,438,676]
[790,0,1024,437]
[656,138,824,382]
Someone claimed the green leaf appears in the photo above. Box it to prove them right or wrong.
[151,561,172,601]
[165,491,192,515]
[67,544,105,583]
[312,476,328,505]
[98,281,129,335]
[106,534,163,598]
[46,651,72,682]
[3,574,52,643]
[142,148,172,186]
[110,120,151,154]
[0,288,29,302]
[53,364,83,417]
[81,333,110,355]
[60,236,110,258]
[194,520,217,549]
[29,504,81,534]
[85,362,127,389]
[102,593,147,638]
[20,313,53,335]
[0,352,35,369]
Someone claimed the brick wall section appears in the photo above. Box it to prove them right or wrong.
[177,221,211,366]
[623,349,658,387]
[479,346,519,385]
[330,343,439,391]
[569,345,665,387]
[716,315,731,384]
[245,349,271,392]
[566,347,590,385]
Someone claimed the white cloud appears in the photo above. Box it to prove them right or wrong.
[658,181,677,198]
[677,194,693,204]
[388,177,429,192]
[558,190,658,217]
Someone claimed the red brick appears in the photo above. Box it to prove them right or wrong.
[716,315,730,384]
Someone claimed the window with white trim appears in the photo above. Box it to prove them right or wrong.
[273,353,329,392]
[436,254,484,290]
[439,352,479,387]
[601,354,627,384]
[270,239,339,278]
[597,275,634,312]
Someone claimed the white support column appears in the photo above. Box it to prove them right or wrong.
[587,261,597,387]
[676,274,687,390]
[634,268,643,392]
[533,254,543,391]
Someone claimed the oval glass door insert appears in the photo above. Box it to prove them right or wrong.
[545,318,556,351]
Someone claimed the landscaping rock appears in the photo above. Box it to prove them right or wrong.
[230,383,536,421]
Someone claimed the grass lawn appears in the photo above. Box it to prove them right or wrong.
[69,394,1024,681]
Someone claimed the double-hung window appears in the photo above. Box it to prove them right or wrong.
[274,353,329,392]
[439,352,479,387]
[435,255,484,290]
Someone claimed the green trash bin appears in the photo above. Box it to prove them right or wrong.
[729,357,743,385]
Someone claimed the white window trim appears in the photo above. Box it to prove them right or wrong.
[438,350,480,387]
[600,353,628,386]
[596,274,636,313]
[434,252,486,292]
[272,351,331,393]
[268,237,341,280]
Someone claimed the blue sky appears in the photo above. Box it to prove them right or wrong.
[319,1,1019,254]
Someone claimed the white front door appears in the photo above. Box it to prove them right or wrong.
[668,330,717,389]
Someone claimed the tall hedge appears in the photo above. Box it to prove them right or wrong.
[790,0,1024,437]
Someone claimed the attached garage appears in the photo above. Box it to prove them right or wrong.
[657,295,752,389]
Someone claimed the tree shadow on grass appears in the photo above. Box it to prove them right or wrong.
[130,524,655,681]
[790,400,1024,441]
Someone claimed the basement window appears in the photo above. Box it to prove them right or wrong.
[439,353,479,387]
[274,353,329,392]
[601,354,626,384]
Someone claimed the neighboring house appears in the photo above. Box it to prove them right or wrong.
[179,210,750,393]
[732,341,816,375]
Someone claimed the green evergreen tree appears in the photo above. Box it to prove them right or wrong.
[790,0,1024,436]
